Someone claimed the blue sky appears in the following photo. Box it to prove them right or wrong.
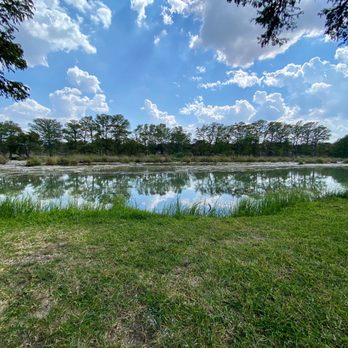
[0,0,347,140]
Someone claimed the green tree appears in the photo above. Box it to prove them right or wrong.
[311,124,331,156]
[0,121,22,157]
[227,1,348,46]
[331,135,348,157]
[80,116,96,143]
[134,124,151,153]
[30,118,62,156]
[64,120,83,144]
[17,131,41,157]
[110,114,130,153]
[95,114,114,141]
[170,126,191,154]
[0,0,34,100]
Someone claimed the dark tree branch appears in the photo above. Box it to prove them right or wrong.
[0,0,34,101]
[227,0,348,46]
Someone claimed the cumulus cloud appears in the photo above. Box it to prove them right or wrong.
[63,0,92,12]
[130,0,154,26]
[335,47,348,64]
[16,0,112,67]
[0,99,51,128]
[161,0,202,25]
[64,0,112,28]
[306,82,332,94]
[143,99,178,127]
[91,4,112,29]
[50,87,108,118]
[0,67,109,127]
[200,69,261,89]
[258,50,348,139]
[129,1,331,68]
[197,0,325,67]
[67,66,102,94]
[151,0,326,67]
[17,0,97,67]
[181,45,348,140]
[180,96,255,123]
[196,66,206,74]
[253,91,298,121]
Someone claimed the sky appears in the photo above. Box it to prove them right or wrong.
[0,0,347,141]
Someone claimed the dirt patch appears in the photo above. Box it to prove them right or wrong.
[105,308,156,347]
[3,239,68,267]
[32,289,55,319]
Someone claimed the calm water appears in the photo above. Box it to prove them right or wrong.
[0,167,347,212]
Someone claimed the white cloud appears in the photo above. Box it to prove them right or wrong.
[67,66,102,94]
[196,66,206,74]
[0,99,51,128]
[154,29,168,45]
[258,50,348,139]
[63,0,92,12]
[17,0,98,67]
[200,69,261,89]
[63,0,112,28]
[161,0,196,25]
[180,96,255,122]
[49,87,108,119]
[143,99,178,127]
[91,3,112,29]
[161,0,326,67]
[188,32,201,49]
[130,0,154,26]
[306,82,331,94]
[0,67,109,127]
[253,91,298,121]
[181,46,348,139]
[335,47,348,64]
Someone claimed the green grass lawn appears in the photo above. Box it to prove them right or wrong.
[0,198,347,347]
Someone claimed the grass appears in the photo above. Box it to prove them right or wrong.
[0,192,348,346]
[0,155,8,164]
[153,189,348,217]
[20,154,347,166]
[26,157,43,166]
[1,189,346,218]
[232,189,322,217]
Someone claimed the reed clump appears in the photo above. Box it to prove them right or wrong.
[0,155,8,164]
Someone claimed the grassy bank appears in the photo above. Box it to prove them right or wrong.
[23,154,348,166]
[1,189,346,218]
[0,193,347,347]
[0,155,7,164]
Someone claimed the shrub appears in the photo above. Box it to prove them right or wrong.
[45,157,59,165]
[26,157,42,166]
[0,155,7,164]
[57,157,77,166]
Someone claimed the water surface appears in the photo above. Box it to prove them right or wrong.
[0,166,347,212]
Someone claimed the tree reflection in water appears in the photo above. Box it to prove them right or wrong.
[0,167,346,210]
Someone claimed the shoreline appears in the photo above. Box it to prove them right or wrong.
[0,160,348,175]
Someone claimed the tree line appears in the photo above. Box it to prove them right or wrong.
[0,115,346,159]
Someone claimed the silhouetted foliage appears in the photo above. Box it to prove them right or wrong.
[0,0,34,100]
[0,115,340,158]
[227,1,348,46]
[331,135,348,157]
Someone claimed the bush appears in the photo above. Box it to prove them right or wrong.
[45,156,59,165]
[26,157,42,167]
[0,155,7,164]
